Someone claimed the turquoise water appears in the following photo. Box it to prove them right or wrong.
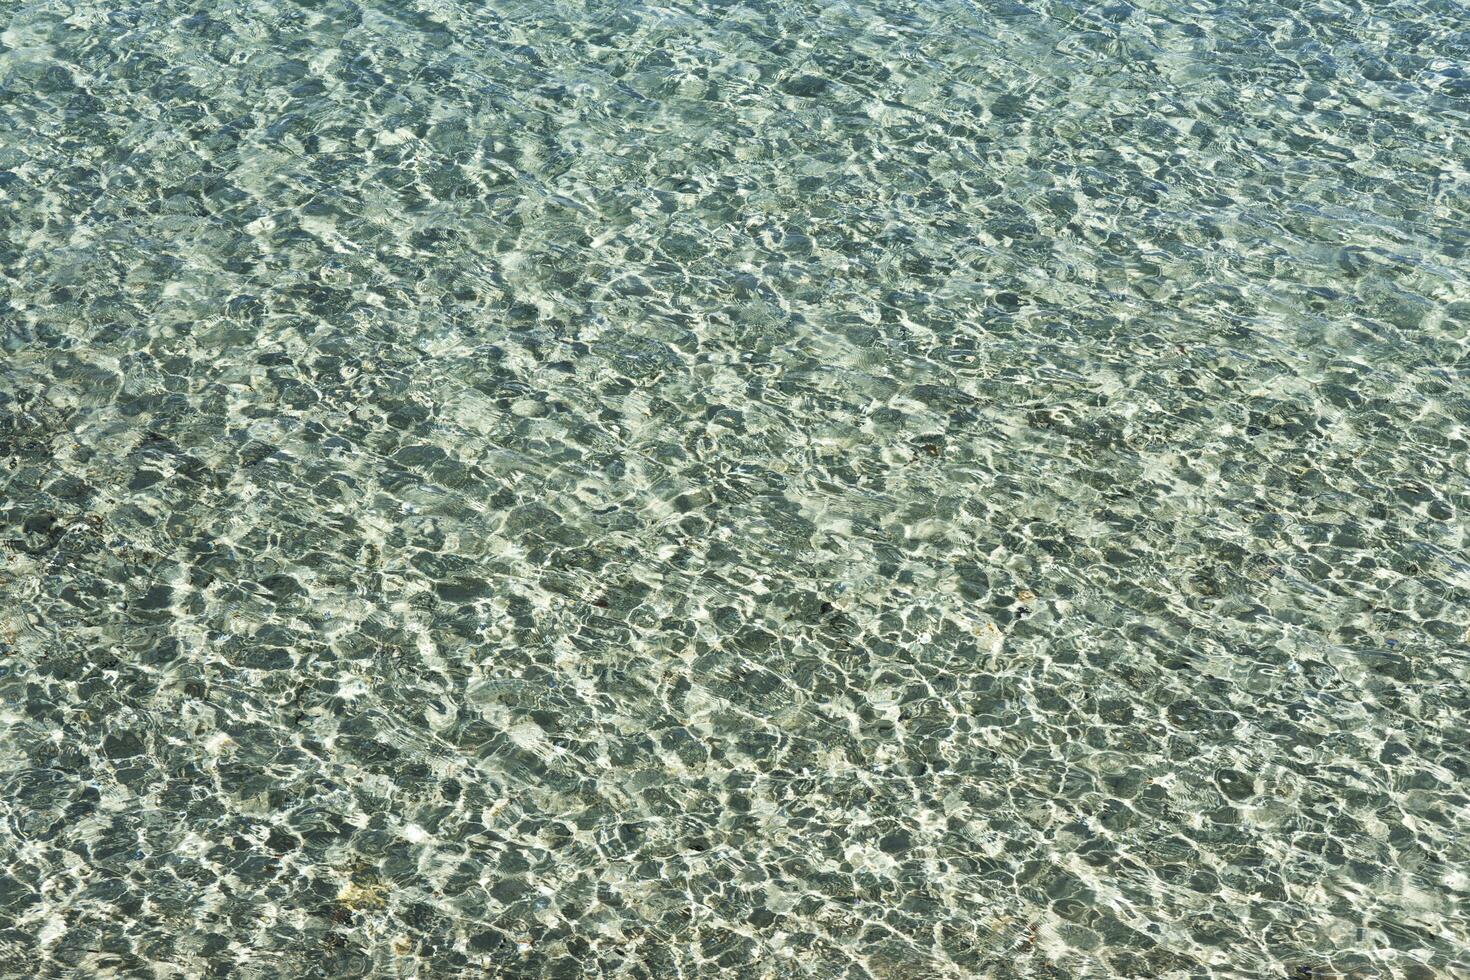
[2,0,1469,975]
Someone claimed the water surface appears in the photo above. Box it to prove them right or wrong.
[2,0,1469,975]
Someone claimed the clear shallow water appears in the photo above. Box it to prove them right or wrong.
[1,0,1468,975]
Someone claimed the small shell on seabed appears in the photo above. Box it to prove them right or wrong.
[1016,588,1036,603]
[973,621,1004,654]
[337,880,388,910]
